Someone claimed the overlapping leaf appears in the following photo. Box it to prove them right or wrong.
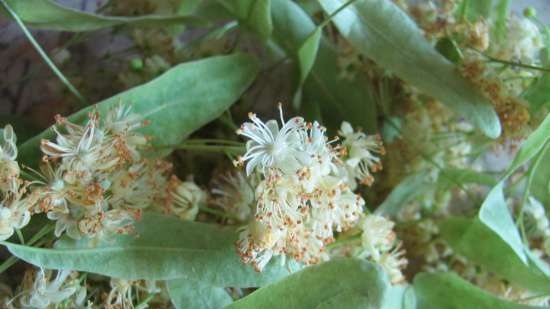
[414,272,548,309]
[2,213,299,286]
[17,54,258,165]
[318,0,501,138]
[167,278,233,309]
[224,259,388,309]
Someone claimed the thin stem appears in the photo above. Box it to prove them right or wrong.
[473,48,550,73]
[15,229,24,245]
[320,0,358,28]
[0,0,88,106]
[175,144,245,154]
[199,205,240,221]
[184,139,243,146]
[327,234,361,250]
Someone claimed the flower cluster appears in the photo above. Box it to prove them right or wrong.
[233,105,390,272]
[0,125,31,241]
[18,105,206,240]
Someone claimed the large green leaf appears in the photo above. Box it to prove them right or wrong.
[270,0,377,132]
[503,113,550,179]
[441,217,550,294]
[17,54,258,166]
[478,182,526,263]
[414,272,547,309]
[2,213,299,287]
[223,259,388,309]
[318,0,501,138]
[219,0,273,40]
[167,278,233,309]
[1,0,205,31]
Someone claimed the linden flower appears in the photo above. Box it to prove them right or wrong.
[167,178,207,221]
[359,214,396,261]
[235,104,306,175]
[106,279,159,309]
[20,269,85,309]
[211,172,255,222]
[0,125,20,193]
[339,121,384,187]
[358,214,407,283]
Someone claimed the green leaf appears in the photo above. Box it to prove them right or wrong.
[524,49,550,112]
[441,217,550,294]
[1,0,205,32]
[167,279,233,309]
[218,0,273,40]
[478,182,527,263]
[297,28,322,85]
[270,0,377,132]
[223,259,388,309]
[17,54,258,166]
[503,113,550,179]
[2,213,299,286]
[375,170,432,216]
[414,272,547,309]
[318,0,501,138]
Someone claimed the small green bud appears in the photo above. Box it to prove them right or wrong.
[523,6,536,18]
[130,58,144,71]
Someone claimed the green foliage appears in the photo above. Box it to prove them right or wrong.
[167,279,233,309]
[1,0,205,32]
[318,0,501,138]
[414,272,547,309]
[224,259,389,309]
[441,217,550,294]
[218,0,273,40]
[17,54,258,166]
[3,213,299,286]
[270,0,377,132]
[503,113,550,178]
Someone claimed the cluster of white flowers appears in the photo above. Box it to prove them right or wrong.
[105,278,160,309]
[0,125,31,241]
[17,269,87,309]
[356,215,408,283]
[212,172,255,222]
[494,15,543,65]
[233,105,390,272]
[10,104,207,240]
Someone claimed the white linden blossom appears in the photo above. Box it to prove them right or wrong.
[20,269,86,309]
[0,125,20,193]
[212,172,255,222]
[235,104,306,175]
[358,214,407,283]
[495,15,543,64]
[234,106,385,271]
[31,105,179,240]
[166,178,207,221]
[0,126,32,241]
[105,279,159,309]
[339,121,385,188]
